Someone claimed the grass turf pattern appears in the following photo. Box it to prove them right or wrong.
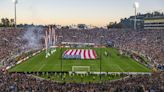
[9,48,151,72]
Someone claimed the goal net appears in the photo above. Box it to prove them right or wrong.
[72,66,90,72]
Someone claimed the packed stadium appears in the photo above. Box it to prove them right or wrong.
[0,0,164,92]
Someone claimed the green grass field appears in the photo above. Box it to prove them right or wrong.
[9,48,151,73]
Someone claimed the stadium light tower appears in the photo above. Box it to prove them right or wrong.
[133,2,139,30]
[13,0,18,28]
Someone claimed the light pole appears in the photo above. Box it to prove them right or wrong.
[100,36,104,80]
[133,2,139,30]
[13,0,18,28]
[58,36,63,79]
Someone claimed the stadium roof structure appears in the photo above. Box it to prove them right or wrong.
[144,16,164,20]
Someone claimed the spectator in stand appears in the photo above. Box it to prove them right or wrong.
[0,71,163,92]
[0,28,164,92]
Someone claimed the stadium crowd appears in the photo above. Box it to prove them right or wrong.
[0,71,163,92]
[0,28,25,67]
[0,28,164,91]
[0,28,44,67]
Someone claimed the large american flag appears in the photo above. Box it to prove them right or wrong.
[63,49,97,59]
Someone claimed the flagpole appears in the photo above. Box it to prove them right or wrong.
[59,36,63,79]
[100,36,104,80]
[100,38,102,80]
[45,30,48,58]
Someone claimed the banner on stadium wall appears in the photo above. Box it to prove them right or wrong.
[63,49,97,60]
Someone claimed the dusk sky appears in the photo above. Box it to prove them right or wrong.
[0,0,164,26]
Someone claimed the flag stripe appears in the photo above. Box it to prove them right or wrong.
[69,50,74,55]
[71,49,77,55]
[85,50,89,59]
[76,49,80,55]
[74,49,78,55]
[65,50,72,55]
[84,50,86,59]
[88,50,92,59]
[64,50,69,55]
[90,50,95,59]
[81,49,84,59]
[93,50,96,59]
[79,49,82,55]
